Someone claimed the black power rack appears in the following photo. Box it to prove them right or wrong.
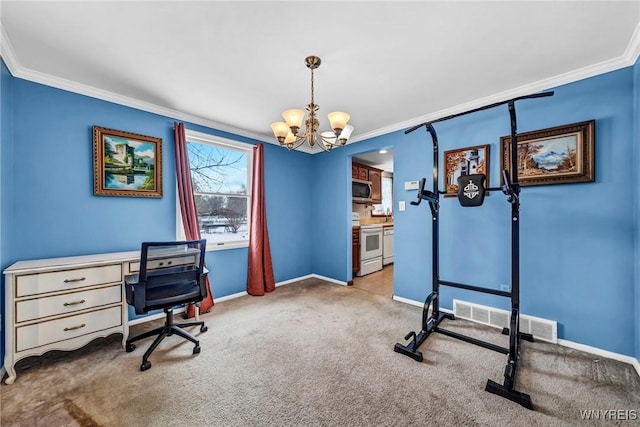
[394,92,554,410]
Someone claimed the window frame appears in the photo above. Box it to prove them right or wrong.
[176,129,254,252]
[372,172,393,217]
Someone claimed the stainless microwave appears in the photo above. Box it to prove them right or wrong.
[352,179,373,203]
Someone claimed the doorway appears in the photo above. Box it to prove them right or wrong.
[351,148,394,298]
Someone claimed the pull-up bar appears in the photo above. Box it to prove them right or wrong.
[405,92,553,135]
[394,90,554,410]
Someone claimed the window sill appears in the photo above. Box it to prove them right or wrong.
[206,241,249,252]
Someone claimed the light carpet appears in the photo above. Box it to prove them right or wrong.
[2,277,639,426]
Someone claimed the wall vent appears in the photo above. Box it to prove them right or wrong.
[453,299,557,343]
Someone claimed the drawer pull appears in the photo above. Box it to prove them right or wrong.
[63,299,86,307]
[64,277,86,283]
[64,323,86,332]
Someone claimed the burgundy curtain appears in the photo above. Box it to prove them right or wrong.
[174,122,214,317]
[247,143,275,295]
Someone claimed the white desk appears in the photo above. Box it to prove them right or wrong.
[3,249,198,384]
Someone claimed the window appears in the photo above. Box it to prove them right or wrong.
[372,173,393,216]
[179,130,253,250]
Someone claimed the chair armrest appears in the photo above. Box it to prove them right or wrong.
[124,274,139,285]
[124,274,147,314]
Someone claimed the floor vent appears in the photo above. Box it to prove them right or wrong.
[453,299,557,343]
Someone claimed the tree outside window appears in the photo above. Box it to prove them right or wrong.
[182,132,253,249]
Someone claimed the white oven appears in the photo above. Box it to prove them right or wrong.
[358,225,383,276]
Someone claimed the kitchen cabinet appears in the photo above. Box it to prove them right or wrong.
[352,226,360,275]
[352,162,369,181]
[369,168,382,203]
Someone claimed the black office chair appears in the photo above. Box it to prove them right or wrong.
[125,239,208,371]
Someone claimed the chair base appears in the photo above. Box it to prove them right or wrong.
[126,308,207,371]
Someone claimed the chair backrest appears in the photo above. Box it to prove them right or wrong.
[139,239,206,282]
[131,239,207,314]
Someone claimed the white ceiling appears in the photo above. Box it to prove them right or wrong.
[1,1,639,153]
[354,149,394,172]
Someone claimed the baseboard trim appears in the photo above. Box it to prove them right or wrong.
[393,295,453,313]
[557,339,640,377]
[277,274,315,287]
[310,274,349,286]
[127,274,323,326]
[393,295,639,377]
[128,306,186,326]
[393,295,423,308]
[215,291,247,302]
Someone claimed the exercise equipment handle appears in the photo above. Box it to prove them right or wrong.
[410,178,427,205]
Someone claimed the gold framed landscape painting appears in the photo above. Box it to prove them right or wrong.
[93,126,163,197]
[500,120,595,187]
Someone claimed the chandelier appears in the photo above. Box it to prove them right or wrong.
[270,55,354,152]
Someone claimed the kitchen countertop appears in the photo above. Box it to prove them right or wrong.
[354,222,393,229]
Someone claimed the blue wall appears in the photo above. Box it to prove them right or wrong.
[2,57,640,362]
[264,143,313,282]
[312,67,637,356]
[1,72,315,326]
[1,59,14,366]
[634,57,640,362]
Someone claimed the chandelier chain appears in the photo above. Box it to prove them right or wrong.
[310,66,315,109]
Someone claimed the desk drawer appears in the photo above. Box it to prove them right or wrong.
[16,306,122,352]
[129,255,196,273]
[16,264,122,297]
[16,285,122,323]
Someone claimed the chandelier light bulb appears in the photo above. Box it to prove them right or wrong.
[284,131,297,144]
[270,122,289,143]
[327,112,350,135]
[282,109,305,135]
[338,124,354,143]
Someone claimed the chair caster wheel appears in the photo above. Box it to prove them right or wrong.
[126,343,136,352]
[193,345,201,354]
[140,361,151,371]
[200,325,208,333]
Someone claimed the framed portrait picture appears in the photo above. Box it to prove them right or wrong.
[93,126,163,197]
[500,120,595,187]
[443,144,490,197]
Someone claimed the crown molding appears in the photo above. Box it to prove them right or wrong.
[3,21,640,153]
[623,20,640,64]
[350,20,640,144]
[0,24,275,147]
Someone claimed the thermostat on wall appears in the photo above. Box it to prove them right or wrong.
[404,180,420,190]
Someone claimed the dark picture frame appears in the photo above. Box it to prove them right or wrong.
[500,120,595,187]
[93,126,163,197]
[443,144,490,197]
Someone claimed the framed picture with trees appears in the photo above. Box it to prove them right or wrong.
[500,120,595,186]
[93,126,163,197]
